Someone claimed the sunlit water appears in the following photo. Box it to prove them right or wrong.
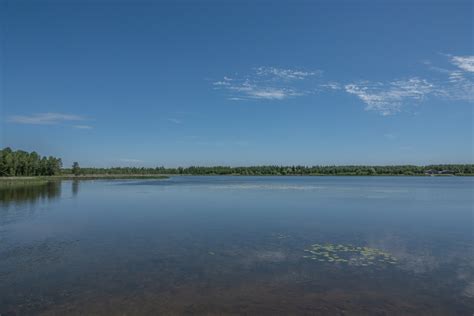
[1,176,473,315]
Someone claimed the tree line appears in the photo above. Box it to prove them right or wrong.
[2,148,473,177]
[0,148,62,177]
[64,164,474,176]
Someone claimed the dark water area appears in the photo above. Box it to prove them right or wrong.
[0,176,473,315]
[0,182,62,209]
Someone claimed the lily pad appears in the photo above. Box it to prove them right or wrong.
[302,243,398,267]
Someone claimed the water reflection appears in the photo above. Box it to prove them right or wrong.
[0,177,472,315]
[72,180,80,197]
[0,181,62,207]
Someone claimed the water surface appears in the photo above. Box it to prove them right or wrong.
[1,177,473,315]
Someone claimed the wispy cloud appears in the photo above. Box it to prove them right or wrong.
[444,55,474,101]
[213,67,320,100]
[215,55,472,114]
[319,82,342,90]
[226,81,302,100]
[167,118,182,124]
[8,112,86,125]
[450,55,474,73]
[255,67,320,80]
[322,54,472,114]
[425,54,474,101]
[345,78,433,115]
[73,125,93,129]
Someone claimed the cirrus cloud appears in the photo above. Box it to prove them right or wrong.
[73,125,93,129]
[344,78,434,116]
[213,67,321,100]
[8,112,86,125]
[451,55,474,73]
[214,55,473,115]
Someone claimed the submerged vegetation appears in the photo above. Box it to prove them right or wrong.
[303,243,398,266]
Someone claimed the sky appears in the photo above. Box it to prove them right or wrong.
[1,0,473,167]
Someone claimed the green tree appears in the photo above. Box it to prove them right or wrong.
[367,167,376,175]
[72,162,81,176]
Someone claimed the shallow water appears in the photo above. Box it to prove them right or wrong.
[0,176,473,315]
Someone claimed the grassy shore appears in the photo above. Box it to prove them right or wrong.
[0,177,52,188]
[53,174,169,180]
[0,174,169,187]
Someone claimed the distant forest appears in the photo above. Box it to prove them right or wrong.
[1,148,473,177]
[0,148,62,177]
[66,165,474,176]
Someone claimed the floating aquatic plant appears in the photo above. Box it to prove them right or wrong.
[303,243,397,266]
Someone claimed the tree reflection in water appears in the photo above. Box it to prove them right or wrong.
[0,181,62,207]
[72,180,79,197]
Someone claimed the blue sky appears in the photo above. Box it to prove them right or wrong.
[1,0,473,167]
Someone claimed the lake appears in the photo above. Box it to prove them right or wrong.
[1,176,473,315]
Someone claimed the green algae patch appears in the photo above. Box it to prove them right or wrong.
[303,243,397,267]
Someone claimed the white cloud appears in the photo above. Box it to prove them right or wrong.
[451,55,474,73]
[230,82,300,100]
[215,54,473,112]
[249,88,289,100]
[345,78,434,115]
[213,81,230,87]
[8,112,86,125]
[425,55,474,102]
[73,125,93,129]
[212,76,233,87]
[448,71,465,83]
[446,55,474,101]
[320,82,342,90]
[255,67,320,80]
[437,76,474,101]
[217,79,300,100]
[213,67,318,101]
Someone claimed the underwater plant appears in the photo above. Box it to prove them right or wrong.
[303,243,397,266]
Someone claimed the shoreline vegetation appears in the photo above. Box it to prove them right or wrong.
[0,175,169,187]
[62,166,474,177]
[60,164,474,177]
[1,148,473,188]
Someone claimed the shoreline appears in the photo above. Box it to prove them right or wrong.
[0,175,169,187]
[0,173,470,182]
[0,173,470,189]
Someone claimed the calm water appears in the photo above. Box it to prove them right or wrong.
[0,176,473,315]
